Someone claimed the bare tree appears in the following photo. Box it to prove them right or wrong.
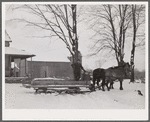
[82,4,145,69]
[9,4,80,80]
[84,5,132,66]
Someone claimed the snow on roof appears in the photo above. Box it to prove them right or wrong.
[30,53,71,62]
[5,30,12,42]
[5,47,35,57]
[31,57,70,62]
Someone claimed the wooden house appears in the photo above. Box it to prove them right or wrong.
[5,31,80,80]
[5,31,35,77]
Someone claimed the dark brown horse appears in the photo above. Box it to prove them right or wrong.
[92,68,106,91]
[92,62,131,91]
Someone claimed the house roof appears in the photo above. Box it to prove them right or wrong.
[30,57,70,62]
[5,47,35,61]
[5,31,12,42]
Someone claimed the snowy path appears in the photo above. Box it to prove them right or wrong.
[5,80,145,109]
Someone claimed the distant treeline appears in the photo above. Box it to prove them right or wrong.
[134,69,145,79]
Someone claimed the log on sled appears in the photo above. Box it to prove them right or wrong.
[24,78,93,93]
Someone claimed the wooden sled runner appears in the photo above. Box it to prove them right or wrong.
[23,78,94,94]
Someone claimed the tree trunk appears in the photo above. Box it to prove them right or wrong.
[72,5,80,80]
[72,5,78,63]
[130,5,136,82]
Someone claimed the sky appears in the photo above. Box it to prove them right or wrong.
[4,3,147,71]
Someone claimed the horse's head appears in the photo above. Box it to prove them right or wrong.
[123,62,131,77]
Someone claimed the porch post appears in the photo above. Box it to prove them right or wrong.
[19,61,21,77]
[9,56,11,77]
[25,59,26,75]
[31,57,32,78]
[14,60,15,77]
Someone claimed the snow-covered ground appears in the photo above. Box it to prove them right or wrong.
[5,80,145,109]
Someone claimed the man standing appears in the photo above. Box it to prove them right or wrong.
[72,59,86,81]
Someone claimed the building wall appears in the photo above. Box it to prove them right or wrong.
[28,61,74,79]
[5,55,10,77]
[5,41,10,76]
[19,59,28,77]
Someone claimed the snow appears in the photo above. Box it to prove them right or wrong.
[33,77,65,81]
[4,79,148,120]
[5,80,145,109]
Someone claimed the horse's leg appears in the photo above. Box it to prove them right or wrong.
[104,80,108,91]
[119,79,123,90]
[107,79,111,91]
[111,81,114,89]
[104,77,111,91]
[97,78,100,89]
[101,76,106,91]
[93,77,96,85]
[92,77,96,91]
[110,80,114,89]
[109,82,112,89]
[109,79,112,89]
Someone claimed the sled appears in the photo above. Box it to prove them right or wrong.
[23,77,94,94]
